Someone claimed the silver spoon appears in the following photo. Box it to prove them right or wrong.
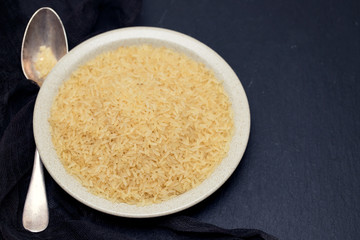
[21,7,68,232]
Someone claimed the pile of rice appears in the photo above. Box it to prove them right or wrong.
[49,44,234,205]
[35,45,57,83]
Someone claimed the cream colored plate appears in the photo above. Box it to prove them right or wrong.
[33,27,250,218]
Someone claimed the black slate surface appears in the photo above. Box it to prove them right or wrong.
[134,0,360,239]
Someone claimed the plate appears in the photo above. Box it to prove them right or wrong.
[33,27,250,218]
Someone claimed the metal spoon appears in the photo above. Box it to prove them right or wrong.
[21,7,68,232]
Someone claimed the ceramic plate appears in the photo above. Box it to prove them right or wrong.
[33,27,250,218]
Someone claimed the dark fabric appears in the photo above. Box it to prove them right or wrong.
[0,1,277,240]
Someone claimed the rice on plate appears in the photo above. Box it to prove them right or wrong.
[49,44,234,205]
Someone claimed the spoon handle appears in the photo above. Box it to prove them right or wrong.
[22,149,49,232]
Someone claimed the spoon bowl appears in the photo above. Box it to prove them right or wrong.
[21,7,68,85]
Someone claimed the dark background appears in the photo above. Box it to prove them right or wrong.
[1,0,360,239]
[136,0,360,239]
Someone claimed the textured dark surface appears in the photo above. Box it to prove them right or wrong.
[136,0,360,239]
[1,0,359,239]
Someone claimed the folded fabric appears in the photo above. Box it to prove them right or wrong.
[0,0,277,239]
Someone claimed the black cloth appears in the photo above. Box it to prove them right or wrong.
[0,1,277,239]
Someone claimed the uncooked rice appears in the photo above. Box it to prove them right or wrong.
[49,44,234,205]
[35,45,57,83]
